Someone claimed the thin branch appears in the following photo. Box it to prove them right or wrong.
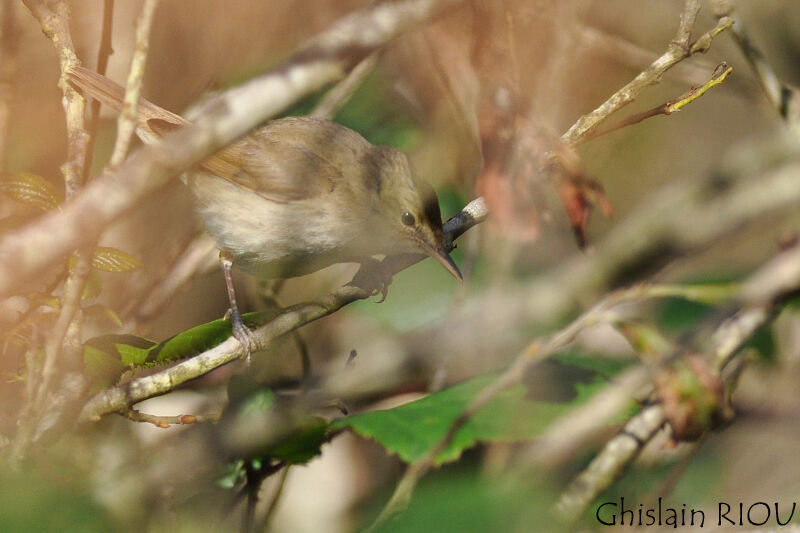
[81,0,114,183]
[311,51,380,119]
[21,0,88,197]
[578,62,733,145]
[0,0,466,300]
[0,0,19,172]
[18,1,89,439]
[517,366,651,468]
[34,251,91,411]
[561,0,732,145]
[107,0,159,169]
[571,25,715,88]
[78,197,487,422]
[123,408,219,427]
[709,1,800,129]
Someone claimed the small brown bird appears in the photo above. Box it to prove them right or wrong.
[68,67,461,355]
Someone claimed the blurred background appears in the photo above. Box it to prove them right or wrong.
[2,0,800,531]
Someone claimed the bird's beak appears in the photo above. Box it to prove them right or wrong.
[419,240,463,281]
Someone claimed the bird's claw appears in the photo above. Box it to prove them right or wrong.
[350,259,393,302]
[229,309,256,364]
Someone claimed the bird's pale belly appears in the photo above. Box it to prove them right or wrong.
[189,173,372,278]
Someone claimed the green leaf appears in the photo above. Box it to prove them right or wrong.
[81,310,281,385]
[92,247,143,272]
[334,373,609,465]
[0,172,62,211]
[266,417,329,464]
[82,334,158,389]
[146,310,276,364]
[83,343,128,390]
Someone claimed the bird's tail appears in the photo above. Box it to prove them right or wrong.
[66,66,189,142]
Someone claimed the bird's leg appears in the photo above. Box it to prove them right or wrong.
[219,251,255,362]
[349,258,393,302]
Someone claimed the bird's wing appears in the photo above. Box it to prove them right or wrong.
[201,118,351,203]
[68,67,190,138]
[68,67,346,203]
[147,116,342,203]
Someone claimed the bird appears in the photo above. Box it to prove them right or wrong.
[67,66,462,357]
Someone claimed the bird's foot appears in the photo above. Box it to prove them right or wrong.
[350,259,393,302]
[226,308,257,364]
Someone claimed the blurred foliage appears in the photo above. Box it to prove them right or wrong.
[368,468,557,533]
[0,468,114,533]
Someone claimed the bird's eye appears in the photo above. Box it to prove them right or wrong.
[401,211,416,226]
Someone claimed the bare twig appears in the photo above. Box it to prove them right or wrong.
[78,198,486,422]
[579,62,733,144]
[17,2,89,455]
[561,0,732,146]
[311,52,380,119]
[572,25,715,88]
[123,408,219,427]
[0,0,466,300]
[709,2,800,130]
[34,251,91,411]
[82,0,114,183]
[22,0,88,197]
[107,0,159,169]
[517,366,651,468]
[0,0,19,172]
